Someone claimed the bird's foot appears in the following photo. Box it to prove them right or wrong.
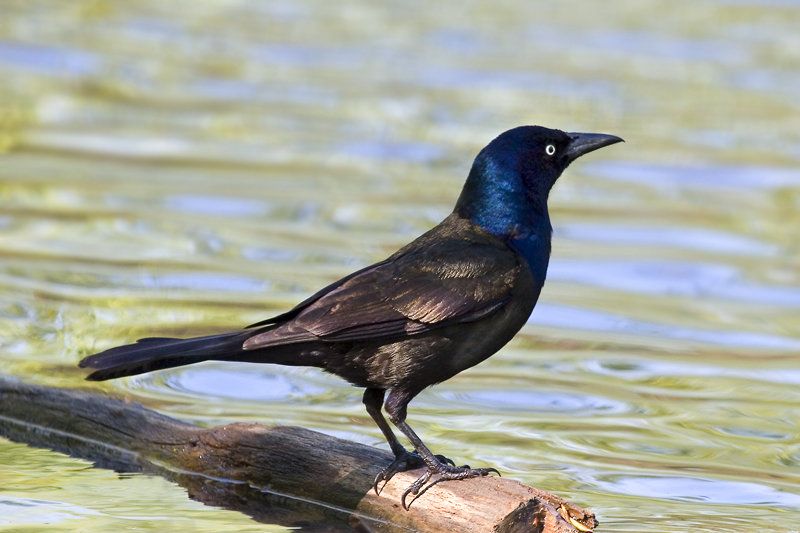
[373,450,454,494]
[401,462,500,510]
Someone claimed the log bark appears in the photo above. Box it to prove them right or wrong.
[0,376,596,532]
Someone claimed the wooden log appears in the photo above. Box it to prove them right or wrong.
[0,376,596,532]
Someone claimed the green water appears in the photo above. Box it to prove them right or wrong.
[1,1,799,531]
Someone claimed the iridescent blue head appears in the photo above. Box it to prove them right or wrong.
[454,125,623,238]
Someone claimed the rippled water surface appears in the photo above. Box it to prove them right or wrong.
[1,1,799,531]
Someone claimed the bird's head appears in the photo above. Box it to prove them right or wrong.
[455,125,623,237]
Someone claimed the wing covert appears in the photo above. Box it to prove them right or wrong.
[243,223,521,350]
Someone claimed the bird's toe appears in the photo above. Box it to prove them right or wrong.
[374,449,428,494]
[400,463,501,509]
[433,454,455,466]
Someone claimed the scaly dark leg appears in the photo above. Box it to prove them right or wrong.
[384,388,499,510]
[363,387,454,494]
[362,388,405,457]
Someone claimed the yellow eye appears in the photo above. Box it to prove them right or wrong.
[545,144,556,156]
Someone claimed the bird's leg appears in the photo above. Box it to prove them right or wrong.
[363,388,454,494]
[384,388,499,510]
[363,388,406,457]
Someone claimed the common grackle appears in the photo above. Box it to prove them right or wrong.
[79,125,623,508]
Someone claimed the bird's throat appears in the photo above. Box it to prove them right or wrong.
[455,160,549,237]
[454,158,553,279]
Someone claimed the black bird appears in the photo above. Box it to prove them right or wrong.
[79,125,623,508]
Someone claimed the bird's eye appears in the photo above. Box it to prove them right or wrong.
[545,144,556,156]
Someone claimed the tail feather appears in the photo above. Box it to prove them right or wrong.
[79,330,253,381]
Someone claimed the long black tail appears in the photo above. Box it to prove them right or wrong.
[78,330,254,381]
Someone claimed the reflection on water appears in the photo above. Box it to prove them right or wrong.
[588,160,800,190]
[551,259,800,306]
[561,223,778,256]
[141,363,328,403]
[595,475,800,507]
[437,389,630,415]
[1,1,799,532]
[0,496,100,526]
[531,302,800,350]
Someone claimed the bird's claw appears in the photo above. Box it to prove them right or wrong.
[401,464,500,510]
[374,450,454,494]
[373,451,419,494]
[401,470,432,509]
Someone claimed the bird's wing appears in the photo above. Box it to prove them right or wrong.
[242,236,520,350]
[244,259,393,329]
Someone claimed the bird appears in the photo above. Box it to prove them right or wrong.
[79,125,623,509]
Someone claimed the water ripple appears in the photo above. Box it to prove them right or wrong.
[587,161,800,190]
[0,41,99,77]
[437,389,629,415]
[594,474,800,507]
[560,223,777,256]
[0,497,100,525]
[135,364,326,403]
[531,303,800,350]
[550,259,800,306]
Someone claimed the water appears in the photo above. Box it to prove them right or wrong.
[1,1,799,531]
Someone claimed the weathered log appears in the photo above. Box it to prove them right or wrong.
[0,376,596,532]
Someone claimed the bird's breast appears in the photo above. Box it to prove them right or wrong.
[435,263,540,378]
[508,230,551,290]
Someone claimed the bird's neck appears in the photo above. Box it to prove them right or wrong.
[454,157,553,279]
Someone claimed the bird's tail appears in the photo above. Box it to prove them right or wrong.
[78,330,253,381]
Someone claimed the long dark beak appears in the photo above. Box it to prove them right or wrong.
[565,132,624,163]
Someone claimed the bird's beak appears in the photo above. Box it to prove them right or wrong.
[565,132,624,163]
